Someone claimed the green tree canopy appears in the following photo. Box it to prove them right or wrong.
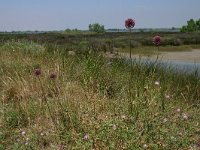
[88,23,105,33]
[180,18,200,32]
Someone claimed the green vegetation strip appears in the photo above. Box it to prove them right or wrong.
[0,41,200,149]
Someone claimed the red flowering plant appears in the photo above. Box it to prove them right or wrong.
[125,18,135,30]
[153,35,161,46]
[125,18,135,59]
[50,72,57,80]
[33,69,42,77]
[125,18,135,115]
[32,68,58,129]
[153,35,161,51]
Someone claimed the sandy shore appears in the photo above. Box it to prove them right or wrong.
[118,49,200,63]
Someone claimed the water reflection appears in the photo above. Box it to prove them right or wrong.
[136,57,200,76]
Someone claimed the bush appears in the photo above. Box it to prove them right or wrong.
[89,23,105,33]
[1,40,45,56]
[173,38,183,46]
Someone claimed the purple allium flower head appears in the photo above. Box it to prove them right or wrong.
[50,72,57,80]
[197,139,200,148]
[125,18,135,29]
[34,69,41,76]
[153,35,161,46]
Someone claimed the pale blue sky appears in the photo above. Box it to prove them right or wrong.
[0,0,200,31]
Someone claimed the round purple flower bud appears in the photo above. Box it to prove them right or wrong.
[197,139,200,148]
[153,35,161,46]
[125,18,135,29]
[34,69,41,76]
[50,72,57,80]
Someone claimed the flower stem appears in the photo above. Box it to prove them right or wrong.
[129,29,133,114]
[38,77,58,130]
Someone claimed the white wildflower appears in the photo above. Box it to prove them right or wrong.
[83,134,89,141]
[182,113,188,120]
[21,131,26,136]
[163,118,168,123]
[165,95,170,99]
[155,81,160,86]
[121,115,126,119]
[143,144,148,149]
[112,124,117,130]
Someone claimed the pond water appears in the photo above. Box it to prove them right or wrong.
[141,58,200,76]
[120,49,200,77]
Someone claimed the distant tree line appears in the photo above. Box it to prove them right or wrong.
[64,28,80,32]
[180,19,200,32]
[88,23,105,33]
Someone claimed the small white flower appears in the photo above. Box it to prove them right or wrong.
[40,133,44,136]
[165,95,170,99]
[112,124,117,130]
[83,134,89,140]
[163,118,168,123]
[107,62,112,65]
[176,108,181,112]
[182,113,188,120]
[121,115,126,119]
[144,86,148,90]
[21,131,26,136]
[170,136,176,141]
[178,132,183,136]
[143,144,148,149]
[155,81,160,86]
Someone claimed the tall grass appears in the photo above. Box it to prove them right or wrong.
[0,41,200,149]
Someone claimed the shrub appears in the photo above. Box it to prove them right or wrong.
[88,23,105,33]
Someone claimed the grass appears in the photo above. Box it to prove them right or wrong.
[0,40,200,149]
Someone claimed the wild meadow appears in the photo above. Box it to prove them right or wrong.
[0,32,200,150]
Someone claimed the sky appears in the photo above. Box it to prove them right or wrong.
[0,0,200,31]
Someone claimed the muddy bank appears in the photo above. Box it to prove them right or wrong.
[118,49,200,63]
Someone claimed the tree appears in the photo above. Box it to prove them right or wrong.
[180,18,200,32]
[88,23,105,33]
[180,25,187,32]
[187,19,196,32]
[196,19,200,30]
